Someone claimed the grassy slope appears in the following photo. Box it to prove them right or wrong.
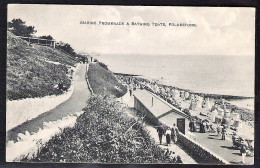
[21,62,178,163]
[23,95,177,163]
[88,63,127,97]
[7,32,77,100]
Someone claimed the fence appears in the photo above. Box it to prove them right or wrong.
[17,36,56,48]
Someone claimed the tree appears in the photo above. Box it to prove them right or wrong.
[56,42,76,56]
[39,35,54,40]
[8,18,37,37]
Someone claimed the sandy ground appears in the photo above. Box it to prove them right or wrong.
[119,90,197,164]
[177,98,254,141]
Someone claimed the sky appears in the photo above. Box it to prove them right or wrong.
[8,5,255,56]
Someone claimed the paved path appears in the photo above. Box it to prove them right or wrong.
[7,64,91,142]
[121,90,197,164]
[192,131,254,164]
[131,89,254,165]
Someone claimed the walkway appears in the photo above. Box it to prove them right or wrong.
[192,131,254,164]
[120,90,196,164]
[130,89,254,165]
[7,64,91,142]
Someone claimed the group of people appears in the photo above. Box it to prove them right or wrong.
[157,123,179,146]
[189,118,214,134]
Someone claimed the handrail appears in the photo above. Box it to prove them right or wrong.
[16,36,56,42]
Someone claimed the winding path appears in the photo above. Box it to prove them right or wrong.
[7,64,91,142]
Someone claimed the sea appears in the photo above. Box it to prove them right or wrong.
[97,54,254,110]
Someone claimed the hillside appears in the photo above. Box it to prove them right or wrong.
[87,63,127,97]
[7,32,77,100]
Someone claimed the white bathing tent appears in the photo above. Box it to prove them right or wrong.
[166,87,170,93]
[160,87,166,95]
[153,84,159,93]
[189,94,195,101]
[189,101,197,110]
[205,98,213,110]
[184,92,190,99]
[195,95,204,107]
[211,109,219,122]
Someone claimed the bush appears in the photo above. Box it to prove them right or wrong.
[22,95,178,163]
[98,62,109,70]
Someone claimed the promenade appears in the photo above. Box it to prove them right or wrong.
[193,132,253,164]
[130,89,254,165]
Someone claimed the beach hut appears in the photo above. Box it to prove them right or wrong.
[172,89,180,99]
[161,87,166,96]
[154,84,159,94]
[218,108,225,118]
[215,115,222,124]
[189,94,195,101]
[205,98,213,110]
[180,91,185,98]
[166,87,170,94]
[211,109,218,123]
[170,89,175,97]
[231,113,240,120]
[189,102,197,111]
[185,92,190,100]
[196,96,204,108]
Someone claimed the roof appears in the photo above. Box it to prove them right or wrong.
[133,89,188,118]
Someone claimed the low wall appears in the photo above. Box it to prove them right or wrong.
[85,63,94,95]
[177,132,230,164]
[6,64,80,131]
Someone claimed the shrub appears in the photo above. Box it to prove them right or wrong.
[22,95,178,163]
[98,62,109,70]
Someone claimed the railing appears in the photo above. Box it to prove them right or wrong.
[17,36,56,48]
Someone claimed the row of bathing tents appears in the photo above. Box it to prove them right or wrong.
[144,82,214,109]
[138,81,242,128]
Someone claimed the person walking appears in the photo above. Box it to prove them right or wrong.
[171,123,179,144]
[157,124,165,145]
[165,128,171,146]
[202,121,207,133]
[221,125,227,140]
[189,120,193,132]
[240,141,247,164]
[216,124,221,136]
[129,85,133,96]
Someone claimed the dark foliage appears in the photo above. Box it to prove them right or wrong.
[39,35,54,40]
[8,18,37,37]
[56,42,76,56]
[22,95,178,163]
[98,62,109,70]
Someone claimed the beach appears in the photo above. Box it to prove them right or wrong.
[97,54,254,98]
